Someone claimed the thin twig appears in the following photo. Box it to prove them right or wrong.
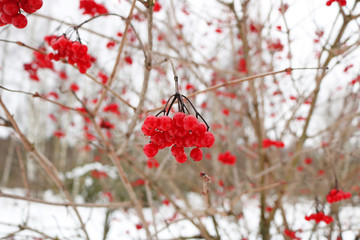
[0,191,131,209]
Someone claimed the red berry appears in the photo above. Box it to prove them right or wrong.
[143,115,158,130]
[11,13,27,29]
[175,152,187,163]
[3,2,20,16]
[193,122,207,136]
[141,124,155,136]
[70,83,79,92]
[28,0,43,11]
[153,2,161,12]
[143,143,158,158]
[202,131,215,148]
[0,12,12,24]
[20,1,37,13]
[183,115,199,132]
[150,132,166,145]
[158,115,173,131]
[190,148,203,161]
[173,112,186,127]
[0,19,6,27]
[171,145,184,157]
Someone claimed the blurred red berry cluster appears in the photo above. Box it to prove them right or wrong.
[326,188,351,204]
[218,151,236,165]
[326,0,346,6]
[305,212,333,224]
[262,138,285,148]
[79,0,108,16]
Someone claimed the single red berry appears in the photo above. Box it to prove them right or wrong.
[0,12,12,24]
[20,1,37,13]
[150,132,166,145]
[183,115,199,132]
[143,143,158,158]
[3,2,20,16]
[193,122,207,136]
[158,115,173,131]
[11,13,27,29]
[190,148,203,161]
[175,152,187,163]
[173,112,186,127]
[143,115,158,130]
[70,83,79,92]
[141,124,155,136]
[153,2,161,12]
[0,19,7,27]
[202,131,215,148]
[171,145,184,157]
[28,0,43,10]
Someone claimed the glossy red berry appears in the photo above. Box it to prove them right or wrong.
[0,12,12,24]
[171,145,184,157]
[28,0,43,11]
[3,2,20,16]
[173,112,186,127]
[11,13,27,29]
[150,132,166,146]
[202,132,215,148]
[158,115,173,131]
[141,124,155,136]
[183,115,199,132]
[175,152,187,163]
[143,115,158,130]
[190,148,203,161]
[143,143,158,158]
[194,122,207,136]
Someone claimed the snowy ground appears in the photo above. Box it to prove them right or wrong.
[0,189,359,240]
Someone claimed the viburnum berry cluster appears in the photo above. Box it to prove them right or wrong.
[0,0,42,29]
[45,35,93,74]
[142,112,215,163]
[305,211,333,224]
[142,76,215,164]
[326,0,346,6]
[326,188,351,204]
[262,138,285,148]
[24,49,54,81]
[218,151,236,165]
[79,0,108,16]
[283,229,301,240]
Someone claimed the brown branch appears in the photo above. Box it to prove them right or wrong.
[92,0,137,115]
[0,191,131,209]
[0,85,90,117]
[231,181,288,209]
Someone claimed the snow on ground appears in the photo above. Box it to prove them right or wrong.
[0,189,359,239]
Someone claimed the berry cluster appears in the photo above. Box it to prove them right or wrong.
[218,151,236,165]
[142,113,215,163]
[326,0,346,6]
[305,212,333,224]
[262,138,285,148]
[0,0,42,28]
[79,0,108,16]
[326,188,351,204]
[284,229,301,240]
[24,49,54,81]
[46,35,93,74]
[146,158,159,169]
